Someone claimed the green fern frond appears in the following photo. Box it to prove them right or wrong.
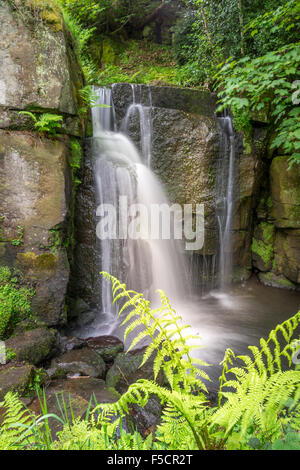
[100,272,210,394]
[0,392,34,450]
[215,311,300,440]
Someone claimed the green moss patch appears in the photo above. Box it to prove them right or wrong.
[17,252,58,271]
[252,222,275,270]
[0,266,34,340]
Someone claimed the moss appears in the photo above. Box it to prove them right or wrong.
[14,0,63,32]
[41,10,63,31]
[34,253,58,270]
[267,196,272,209]
[0,266,35,340]
[259,271,295,289]
[251,222,275,268]
[17,252,58,271]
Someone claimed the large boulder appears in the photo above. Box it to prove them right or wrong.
[252,155,300,290]
[86,336,124,362]
[0,1,82,125]
[51,347,106,379]
[0,364,36,400]
[5,328,57,365]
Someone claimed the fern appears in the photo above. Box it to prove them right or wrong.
[18,111,63,135]
[100,272,210,394]
[212,312,300,442]
[0,392,34,450]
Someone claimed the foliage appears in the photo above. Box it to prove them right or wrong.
[212,312,300,444]
[0,392,33,450]
[0,266,34,339]
[11,226,24,247]
[0,274,299,450]
[90,274,299,450]
[215,42,300,166]
[18,111,63,136]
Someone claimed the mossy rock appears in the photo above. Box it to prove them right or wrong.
[17,252,58,271]
[86,336,124,362]
[106,348,164,394]
[258,271,296,290]
[51,347,106,379]
[5,328,57,366]
[0,364,36,400]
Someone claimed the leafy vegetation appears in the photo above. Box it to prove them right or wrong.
[11,226,24,247]
[0,267,35,340]
[0,274,299,450]
[18,111,63,136]
[214,1,300,166]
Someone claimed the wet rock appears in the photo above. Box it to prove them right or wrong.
[111,83,217,128]
[74,309,98,328]
[48,377,120,404]
[258,271,296,290]
[106,347,163,394]
[58,335,88,354]
[28,376,120,438]
[70,151,99,308]
[51,347,106,379]
[0,364,35,400]
[5,328,57,366]
[86,336,124,362]
[130,396,162,437]
[68,298,90,321]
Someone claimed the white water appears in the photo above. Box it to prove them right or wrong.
[91,86,187,333]
[122,84,153,167]
[216,115,235,289]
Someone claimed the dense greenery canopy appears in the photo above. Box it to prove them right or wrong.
[57,0,300,164]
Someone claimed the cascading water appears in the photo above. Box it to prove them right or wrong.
[122,84,153,167]
[216,113,236,289]
[90,85,187,334]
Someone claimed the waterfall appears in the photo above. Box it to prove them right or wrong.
[122,84,153,167]
[216,114,236,289]
[90,85,187,334]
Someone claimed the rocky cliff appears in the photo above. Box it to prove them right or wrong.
[0,0,84,328]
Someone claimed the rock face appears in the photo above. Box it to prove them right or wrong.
[0,1,84,326]
[0,1,82,129]
[252,156,300,290]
